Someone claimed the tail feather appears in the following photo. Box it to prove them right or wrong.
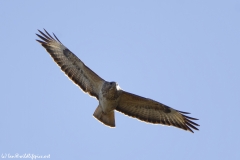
[93,105,115,127]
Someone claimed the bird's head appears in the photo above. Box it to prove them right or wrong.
[102,81,121,99]
[109,82,121,91]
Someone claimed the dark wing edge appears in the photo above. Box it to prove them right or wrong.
[116,91,199,133]
[36,29,105,99]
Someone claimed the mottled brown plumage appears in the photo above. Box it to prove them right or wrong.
[36,29,199,133]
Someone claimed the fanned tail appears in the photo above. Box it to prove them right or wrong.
[93,105,115,127]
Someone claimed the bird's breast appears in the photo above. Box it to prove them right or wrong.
[99,95,119,113]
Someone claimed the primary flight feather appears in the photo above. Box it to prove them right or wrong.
[36,29,199,133]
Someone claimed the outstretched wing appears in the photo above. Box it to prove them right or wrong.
[36,29,105,99]
[116,91,199,133]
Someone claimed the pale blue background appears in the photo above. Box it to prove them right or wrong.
[1,1,240,160]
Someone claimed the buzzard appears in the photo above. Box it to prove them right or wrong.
[36,29,199,133]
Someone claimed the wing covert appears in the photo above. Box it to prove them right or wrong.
[36,29,105,99]
[116,91,199,133]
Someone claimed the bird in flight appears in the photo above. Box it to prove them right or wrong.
[36,29,199,133]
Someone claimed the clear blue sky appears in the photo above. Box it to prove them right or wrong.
[1,1,240,160]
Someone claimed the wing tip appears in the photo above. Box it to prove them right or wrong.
[36,28,62,44]
[181,113,199,133]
